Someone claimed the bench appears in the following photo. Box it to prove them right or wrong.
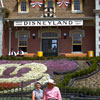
[65,53,87,57]
[24,53,35,57]
[59,53,87,57]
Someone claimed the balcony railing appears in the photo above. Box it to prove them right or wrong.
[43,7,54,17]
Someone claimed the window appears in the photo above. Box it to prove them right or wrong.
[42,32,57,37]
[72,33,82,52]
[43,0,55,17]
[72,0,83,13]
[72,33,82,44]
[47,0,53,8]
[18,0,29,13]
[74,0,80,10]
[52,40,58,53]
[18,34,27,52]
[20,2,26,12]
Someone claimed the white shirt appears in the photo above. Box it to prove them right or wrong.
[17,50,24,55]
[9,51,16,56]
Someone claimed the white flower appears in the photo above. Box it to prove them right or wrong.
[0,63,50,93]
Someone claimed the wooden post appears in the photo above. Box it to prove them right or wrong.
[21,81,23,100]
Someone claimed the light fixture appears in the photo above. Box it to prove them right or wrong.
[64,33,67,39]
[7,19,9,23]
[32,33,36,39]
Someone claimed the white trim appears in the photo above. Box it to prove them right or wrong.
[0,15,3,56]
[95,13,100,56]
[18,12,28,14]
[72,10,83,13]
[1,0,4,8]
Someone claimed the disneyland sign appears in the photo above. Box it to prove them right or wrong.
[14,20,83,27]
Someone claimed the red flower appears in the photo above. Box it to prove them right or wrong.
[4,82,9,88]
[8,82,12,88]
[0,83,3,89]
[0,82,20,90]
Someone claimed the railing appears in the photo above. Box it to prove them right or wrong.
[0,81,32,100]
[1,81,100,100]
[43,7,54,17]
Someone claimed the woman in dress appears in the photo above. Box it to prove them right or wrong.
[32,82,43,100]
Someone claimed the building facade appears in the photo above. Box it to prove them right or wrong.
[0,0,96,56]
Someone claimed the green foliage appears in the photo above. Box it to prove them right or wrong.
[0,56,91,60]
[63,86,100,96]
[57,57,99,92]
[63,74,71,85]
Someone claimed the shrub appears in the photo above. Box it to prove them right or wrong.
[0,56,91,60]
[57,57,98,89]
[56,57,100,95]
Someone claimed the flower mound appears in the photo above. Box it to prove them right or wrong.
[0,61,50,93]
[45,60,78,74]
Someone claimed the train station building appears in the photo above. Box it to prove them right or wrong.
[0,0,99,57]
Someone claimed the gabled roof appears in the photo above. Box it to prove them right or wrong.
[2,0,95,20]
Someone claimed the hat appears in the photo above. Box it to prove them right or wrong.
[47,79,56,85]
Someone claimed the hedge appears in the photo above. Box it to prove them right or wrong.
[63,86,100,96]
[0,56,93,61]
[57,57,100,90]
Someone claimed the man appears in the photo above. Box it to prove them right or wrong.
[17,48,24,56]
[43,79,62,100]
[8,48,16,56]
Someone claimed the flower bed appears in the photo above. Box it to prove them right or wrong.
[72,68,100,89]
[57,57,99,93]
[0,59,78,93]
[0,82,21,90]
[0,61,50,93]
[44,60,78,74]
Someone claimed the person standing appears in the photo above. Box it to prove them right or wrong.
[32,82,43,100]
[43,79,62,100]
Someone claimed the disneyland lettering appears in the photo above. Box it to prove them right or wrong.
[14,20,83,26]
